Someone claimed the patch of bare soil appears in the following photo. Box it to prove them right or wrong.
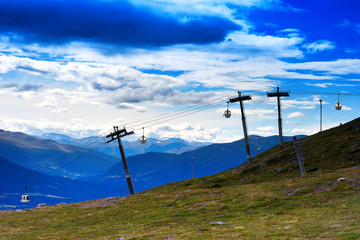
[281,186,308,197]
[188,200,216,210]
[306,183,334,195]
[348,181,360,188]
[78,197,122,208]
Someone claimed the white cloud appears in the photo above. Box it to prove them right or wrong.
[218,108,276,119]
[111,102,147,112]
[0,117,111,138]
[289,59,360,75]
[290,127,317,135]
[256,126,276,131]
[335,19,360,35]
[303,40,336,53]
[336,19,351,28]
[282,99,319,109]
[341,105,352,111]
[287,111,304,118]
[223,32,304,58]
[144,122,237,143]
[305,83,355,88]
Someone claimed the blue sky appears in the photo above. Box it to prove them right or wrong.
[0,0,359,143]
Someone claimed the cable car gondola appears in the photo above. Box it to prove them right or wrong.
[223,102,231,118]
[20,186,30,203]
[139,127,147,144]
[335,94,342,110]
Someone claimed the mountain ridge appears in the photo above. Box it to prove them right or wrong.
[37,133,212,156]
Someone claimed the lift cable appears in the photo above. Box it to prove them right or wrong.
[283,88,358,136]
[3,87,360,193]
[0,97,228,192]
[132,101,224,132]
[123,96,229,130]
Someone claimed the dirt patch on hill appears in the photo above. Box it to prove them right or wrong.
[281,183,336,197]
[188,200,217,210]
[307,183,335,195]
[78,197,122,208]
[281,186,308,197]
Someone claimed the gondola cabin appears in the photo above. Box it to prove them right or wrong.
[335,94,342,110]
[20,186,30,203]
[223,102,231,118]
[139,127,147,144]
[139,135,147,144]
[223,109,231,118]
[21,194,30,203]
[335,102,342,110]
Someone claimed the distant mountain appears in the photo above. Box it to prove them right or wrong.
[0,155,124,210]
[0,132,305,209]
[0,130,121,179]
[38,133,211,157]
[96,135,305,192]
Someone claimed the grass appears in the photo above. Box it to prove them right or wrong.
[1,118,360,239]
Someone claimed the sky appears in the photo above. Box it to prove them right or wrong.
[0,0,360,143]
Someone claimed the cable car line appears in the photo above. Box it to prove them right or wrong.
[284,105,319,136]
[5,87,356,192]
[6,99,226,195]
[131,101,224,132]
[124,96,229,130]
[0,98,227,193]
[133,100,225,130]
[3,87,360,202]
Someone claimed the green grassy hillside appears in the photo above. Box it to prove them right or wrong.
[1,118,360,239]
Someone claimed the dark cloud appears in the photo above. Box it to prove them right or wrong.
[17,83,43,92]
[157,126,174,131]
[110,86,174,103]
[0,83,17,88]
[91,82,123,91]
[0,0,240,48]
[107,86,215,107]
[0,82,42,92]
[17,66,50,75]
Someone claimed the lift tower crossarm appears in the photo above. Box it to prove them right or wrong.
[228,91,252,165]
[228,95,252,103]
[267,86,290,150]
[106,127,134,143]
[106,126,135,195]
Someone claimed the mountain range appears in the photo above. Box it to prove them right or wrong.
[97,135,305,192]
[0,129,304,209]
[38,133,211,156]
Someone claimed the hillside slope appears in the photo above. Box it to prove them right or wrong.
[1,119,360,239]
[98,135,303,192]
